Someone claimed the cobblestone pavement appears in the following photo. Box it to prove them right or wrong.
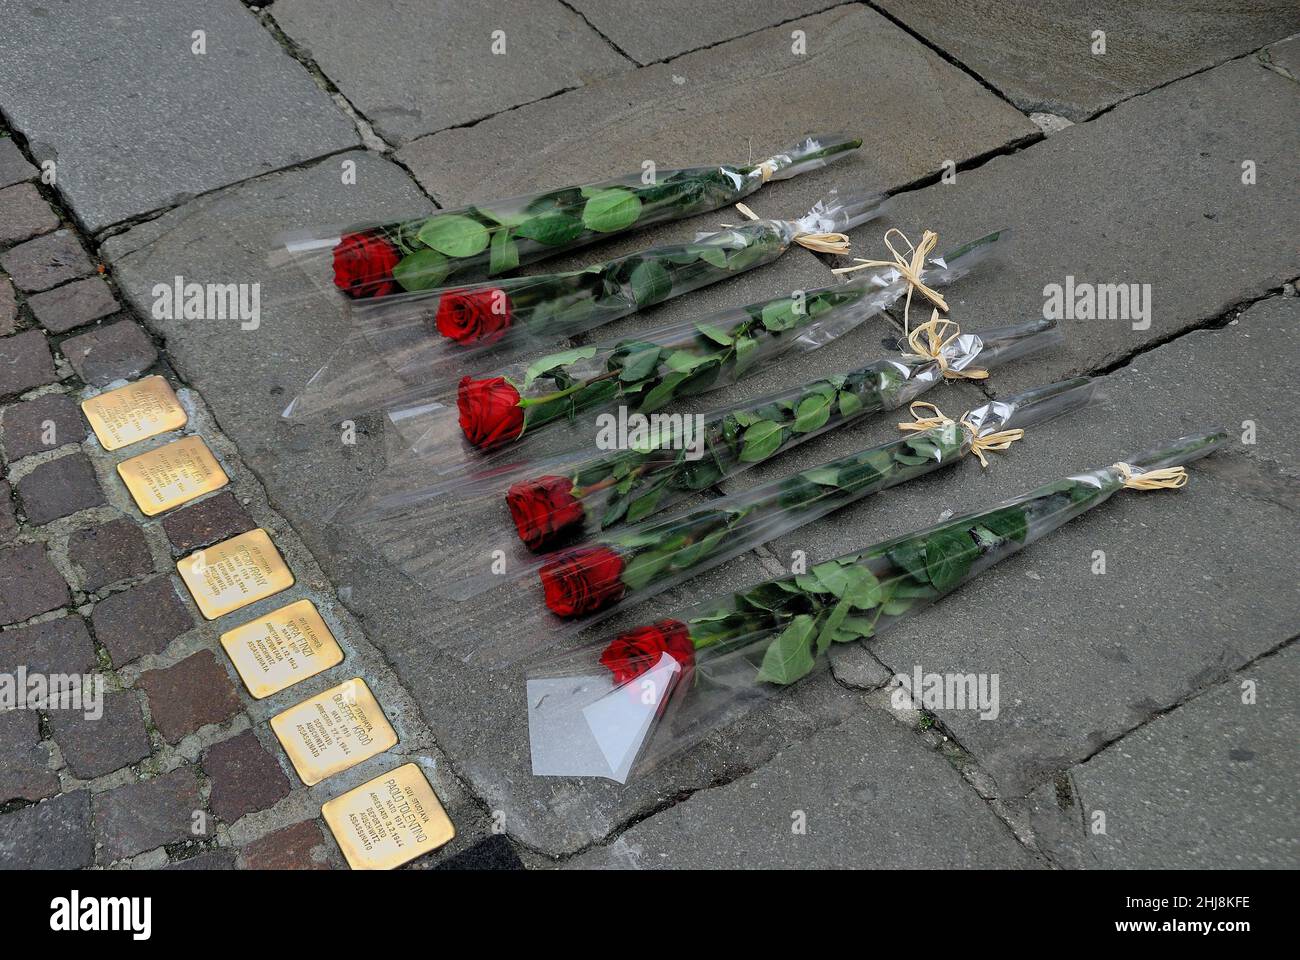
[1,1,1297,869]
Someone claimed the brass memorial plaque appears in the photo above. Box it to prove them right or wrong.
[116,435,228,516]
[81,376,187,451]
[270,677,397,786]
[176,528,294,620]
[321,763,455,870]
[220,599,344,699]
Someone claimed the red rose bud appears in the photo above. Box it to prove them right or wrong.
[599,619,695,686]
[506,476,585,552]
[333,232,400,299]
[435,288,512,345]
[539,546,626,618]
[457,376,525,449]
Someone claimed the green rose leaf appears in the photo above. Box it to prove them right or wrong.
[698,246,729,268]
[621,548,676,591]
[476,205,530,228]
[760,298,802,331]
[739,420,783,462]
[793,394,832,434]
[488,228,520,275]
[924,529,978,592]
[802,467,841,486]
[626,487,663,524]
[522,346,597,389]
[733,335,760,373]
[757,614,818,685]
[392,249,451,291]
[696,323,734,346]
[581,188,642,233]
[639,371,689,413]
[417,214,490,258]
[838,390,864,417]
[618,345,662,382]
[665,350,712,373]
[981,507,1029,544]
[516,213,584,246]
[629,260,672,307]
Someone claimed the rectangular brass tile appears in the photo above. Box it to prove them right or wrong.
[176,528,293,620]
[322,763,455,870]
[220,599,344,699]
[81,375,187,451]
[116,435,228,516]
[271,677,396,786]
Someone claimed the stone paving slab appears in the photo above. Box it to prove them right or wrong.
[0,790,94,869]
[271,0,631,144]
[571,705,1038,869]
[755,298,1299,799]
[0,0,358,232]
[874,0,1300,120]
[838,52,1299,398]
[1019,644,1298,869]
[397,5,1038,209]
[569,0,842,64]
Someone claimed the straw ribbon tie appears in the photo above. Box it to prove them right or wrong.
[832,228,947,333]
[731,202,851,255]
[904,312,988,380]
[1113,462,1188,490]
[757,159,778,183]
[897,402,1024,468]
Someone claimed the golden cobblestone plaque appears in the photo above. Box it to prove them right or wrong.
[117,435,228,516]
[321,763,454,870]
[81,375,187,451]
[220,599,344,699]
[176,528,293,620]
[271,677,396,786]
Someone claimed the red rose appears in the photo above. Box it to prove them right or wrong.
[333,232,400,299]
[599,619,695,685]
[539,545,626,618]
[435,288,511,345]
[506,475,585,552]
[457,376,525,449]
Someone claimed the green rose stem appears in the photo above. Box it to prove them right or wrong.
[524,431,1225,783]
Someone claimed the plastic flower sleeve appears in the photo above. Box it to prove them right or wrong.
[378,230,1004,474]
[526,431,1225,782]
[282,190,887,422]
[275,134,860,302]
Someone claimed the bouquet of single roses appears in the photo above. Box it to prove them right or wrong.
[282,190,886,421]
[383,229,1002,472]
[276,134,860,302]
[334,316,1060,602]
[532,377,1097,622]
[526,431,1224,782]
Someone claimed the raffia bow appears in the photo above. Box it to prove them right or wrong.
[832,228,947,333]
[1113,462,1188,490]
[731,202,852,255]
[903,312,988,380]
[897,401,1024,468]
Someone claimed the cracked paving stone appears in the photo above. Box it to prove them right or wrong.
[167,850,236,870]
[0,790,94,869]
[48,690,152,780]
[875,0,1300,121]
[202,730,291,824]
[270,0,631,144]
[0,231,94,293]
[0,542,70,626]
[91,575,195,666]
[161,490,255,555]
[0,138,38,189]
[67,516,155,592]
[59,320,158,387]
[14,451,106,525]
[0,615,98,677]
[27,276,119,334]
[0,480,15,542]
[0,0,359,232]
[0,183,60,245]
[571,708,1038,869]
[137,649,242,743]
[0,278,16,336]
[0,709,59,803]
[0,392,87,462]
[93,766,203,862]
[0,329,58,398]
[237,819,334,870]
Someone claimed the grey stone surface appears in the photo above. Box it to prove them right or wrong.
[0,330,58,398]
[28,276,119,334]
[1023,645,1299,869]
[0,392,88,461]
[93,766,203,862]
[49,690,153,780]
[160,490,255,554]
[0,480,15,542]
[0,231,94,293]
[202,730,291,823]
[137,649,242,743]
[271,0,630,144]
[0,183,59,245]
[0,709,59,803]
[91,575,195,666]
[14,451,106,525]
[60,320,158,386]
[0,138,37,189]
[759,301,1300,799]
[399,5,1037,209]
[569,0,840,64]
[0,790,94,869]
[0,278,15,336]
[847,54,1300,397]
[0,0,359,232]
[0,542,70,626]
[0,616,98,678]
[572,706,1038,868]
[1261,35,1300,80]
[67,517,155,592]
[875,0,1300,120]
